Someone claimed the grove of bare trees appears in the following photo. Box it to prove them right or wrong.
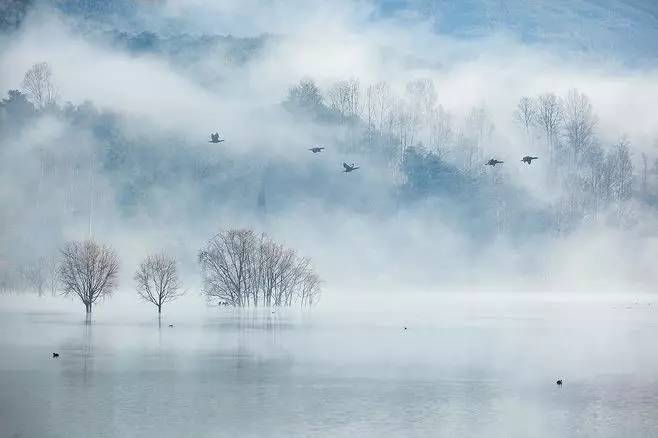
[198,229,321,307]
[134,252,182,314]
[514,91,635,230]
[58,240,119,313]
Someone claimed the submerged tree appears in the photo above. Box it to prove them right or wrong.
[58,240,119,314]
[198,229,321,307]
[134,252,182,314]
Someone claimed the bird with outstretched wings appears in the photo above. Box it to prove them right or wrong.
[209,132,224,143]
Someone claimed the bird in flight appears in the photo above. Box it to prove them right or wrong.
[343,162,359,173]
[485,158,504,166]
[309,146,325,153]
[521,156,538,164]
[209,132,224,143]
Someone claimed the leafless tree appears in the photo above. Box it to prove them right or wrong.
[198,229,255,307]
[607,137,634,221]
[428,104,452,157]
[327,78,361,151]
[563,89,597,169]
[58,240,119,314]
[461,106,493,174]
[536,93,563,166]
[21,258,47,296]
[198,229,321,307]
[134,252,183,314]
[327,78,361,122]
[45,253,59,295]
[405,78,438,146]
[515,96,536,143]
[371,81,393,134]
[21,62,58,109]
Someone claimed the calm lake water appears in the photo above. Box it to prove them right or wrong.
[1,294,658,437]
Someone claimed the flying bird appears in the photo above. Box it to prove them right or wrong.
[522,156,539,164]
[485,158,504,166]
[309,146,325,153]
[209,132,224,143]
[343,162,360,173]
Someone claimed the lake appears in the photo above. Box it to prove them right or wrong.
[1,293,657,437]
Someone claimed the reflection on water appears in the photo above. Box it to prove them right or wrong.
[1,296,658,437]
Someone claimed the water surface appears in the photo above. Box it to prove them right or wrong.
[1,294,657,437]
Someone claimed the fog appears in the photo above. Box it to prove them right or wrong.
[1,1,658,435]
[3,1,658,299]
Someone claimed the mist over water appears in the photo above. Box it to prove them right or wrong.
[2,293,658,437]
[2,0,658,436]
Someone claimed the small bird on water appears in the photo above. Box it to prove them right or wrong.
[52,353,59,358]
[556,379,563,386]
[168,324,174,327]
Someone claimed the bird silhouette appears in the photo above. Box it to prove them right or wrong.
[485,158,504,166]
[556,379,563,385]
[309,146,325,153]
[521,156,539,164]
[209,132,224,143]
[343,162,360,173]
[52,353,59,358]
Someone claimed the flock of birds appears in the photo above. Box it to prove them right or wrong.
[486,155,539,166]
[210,132,539,173]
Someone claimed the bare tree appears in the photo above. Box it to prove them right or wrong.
[327,78,361,151]
[461,106,493,174]
[58,240,119,314]
[563,89,597,169]
[428,104,452,157]
[198,229,256,307]
[515,96,536,143]
[405,78,438,147]
[198,229,321,307]
[134,252,182,314]
[327,78,361,122]
[372,81,392,134]
[536,93,563,160]
[21,62,58,109]
[21,258,47,296]
[607,137,634,221]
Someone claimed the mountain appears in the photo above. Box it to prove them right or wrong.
[390,0,658,62]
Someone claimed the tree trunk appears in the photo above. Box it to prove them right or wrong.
[158,304,161,314]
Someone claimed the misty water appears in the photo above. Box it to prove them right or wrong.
[2,294,657,438]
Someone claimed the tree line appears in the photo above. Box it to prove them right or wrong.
[284,77,656,231]
[6,229,321,313]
